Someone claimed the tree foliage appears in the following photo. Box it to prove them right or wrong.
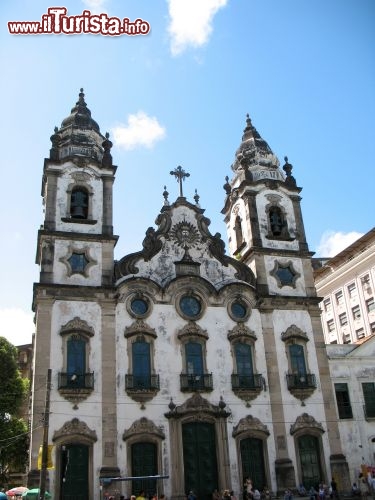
[0,337,29,485]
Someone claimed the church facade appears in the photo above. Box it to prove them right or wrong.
[29,91,349,499]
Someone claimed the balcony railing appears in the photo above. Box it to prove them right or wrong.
[125,374,160,391]
[180,373,213,392]
[58,372,94,390]
[286,373,316,390]
[231,373,263,390]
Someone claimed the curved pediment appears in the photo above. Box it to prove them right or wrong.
[114,197,255,290]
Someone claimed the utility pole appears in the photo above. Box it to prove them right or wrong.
[39,369,51,500]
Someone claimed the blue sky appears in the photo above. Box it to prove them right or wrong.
[0,0,374,346]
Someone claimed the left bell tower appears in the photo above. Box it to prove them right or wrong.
[38,88,117,286]
[29,90,119,494]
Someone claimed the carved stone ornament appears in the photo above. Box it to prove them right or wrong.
[124,319,157,339]
[281,325,309,342]
[71,171,92,182]
[60,317,94,337]
[171,221,201,248]
[165,392,230,419]
[123,417,165,441]
[227,323,257,342]
[232,415,270,438]
[52,417,97,443]
[177,321,208,340]
[290,413,325,436]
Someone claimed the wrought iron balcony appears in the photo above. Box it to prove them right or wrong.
[231,373,263,390]
[125,374,160,391]
[58,372,94,390]
[286,373,316,390]
[180,373,213,392]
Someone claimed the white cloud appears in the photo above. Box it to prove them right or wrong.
[0,308,34,347]
[82,0,108,14]
[112,112,166,150]
[316,231,364,257]
[167,0,228,56]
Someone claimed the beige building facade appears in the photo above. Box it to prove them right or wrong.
[327,335,375,482]
[314,229,375,345]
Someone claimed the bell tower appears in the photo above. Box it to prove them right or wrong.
[29,90,120,492]
[222,114,314,297]
[37,88,117,286]
[222,115,350,492]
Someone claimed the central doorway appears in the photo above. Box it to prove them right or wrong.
[182,422,218,500]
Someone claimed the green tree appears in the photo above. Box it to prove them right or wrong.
[0,337,29,485]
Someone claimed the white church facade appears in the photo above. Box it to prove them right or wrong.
[28,91,350,500]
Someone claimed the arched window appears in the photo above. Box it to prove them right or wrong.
[289,344,307,376]
[70,187,88,219]
[186,342,203,376]
[269,206,283,236]
[233,342,256,390]
[66,335,87,388]
[234,215,244,248]
[132,339,151,389]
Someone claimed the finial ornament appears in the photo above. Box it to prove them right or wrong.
[194,189,200,207]
[163,185,170,206]
[282,155,297,187]
[223,175,231,195]
[170,165,190,197]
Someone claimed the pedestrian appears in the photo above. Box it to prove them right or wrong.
[330,477,339,500]
[359,474,369,499]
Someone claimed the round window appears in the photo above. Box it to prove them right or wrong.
[179,296,202,318]
[130,298,149,316]
[231,301,247,319]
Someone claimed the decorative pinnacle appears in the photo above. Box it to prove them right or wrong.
[163,185,170,206]
[170,165,190,197]
[194,189,200,207]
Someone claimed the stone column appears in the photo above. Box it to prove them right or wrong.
[260,308,296,492]
[102,175,114,236]
[28,296,53,488]
[99,300,120,486]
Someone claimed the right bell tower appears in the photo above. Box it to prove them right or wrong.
[222,115,350,492]
[222,114,314,298]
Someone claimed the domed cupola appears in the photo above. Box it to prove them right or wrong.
[231,114,284,186]
[49,88,106,163]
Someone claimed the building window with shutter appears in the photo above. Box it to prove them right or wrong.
[334,383,353,419]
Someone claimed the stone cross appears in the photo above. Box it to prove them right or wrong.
[170,165,190,197]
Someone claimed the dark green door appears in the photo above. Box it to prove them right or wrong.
[132,442,157,496]
[298,435,322,489]
[182,422,218,500]
[60,444,89,500]
[240,438,266,490]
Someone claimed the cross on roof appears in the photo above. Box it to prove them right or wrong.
[170,165,190,197]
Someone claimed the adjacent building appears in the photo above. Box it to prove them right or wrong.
[327,335,375,479]
[314,229,375,345]
[28,92,350,499]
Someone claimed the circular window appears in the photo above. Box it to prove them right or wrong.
[228,298,251,322]
[129,297,149,317]
[231,301,247,319]
[179,295,202,319]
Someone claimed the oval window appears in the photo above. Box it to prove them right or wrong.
[130,298,148,316]
[179,296,202,318]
